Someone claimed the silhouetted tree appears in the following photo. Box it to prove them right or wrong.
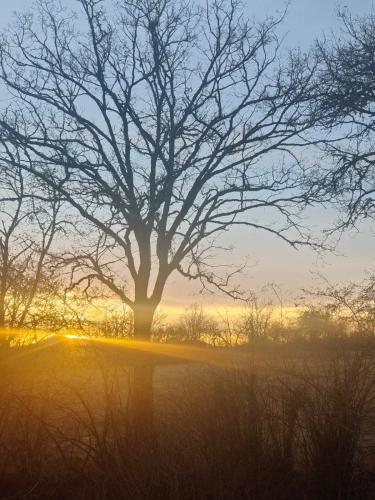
[240,296,273,343]
[0,161,62,330]
[315,10,375,229]
[304,273,375,335]
[0,0,320,340]
[179,304,215,343]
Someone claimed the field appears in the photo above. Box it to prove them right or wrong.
[1,334,375,500]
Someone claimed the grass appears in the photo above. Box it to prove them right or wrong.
[0,339,375,499]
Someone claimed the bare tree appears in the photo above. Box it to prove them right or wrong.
[240,297,273,343]
[314,10,375,229]
[0,161,62,331]
[0,0,321,342]
[180,303,217,343]
[304,273,375,335]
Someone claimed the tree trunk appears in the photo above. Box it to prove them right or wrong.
[133,302,155,340]
[128,364,155,444]
[0,289,6,328]
[128,301,157,443]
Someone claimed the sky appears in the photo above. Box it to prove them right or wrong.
[0,0,374,314]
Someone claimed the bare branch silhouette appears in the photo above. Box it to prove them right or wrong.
[0,0,320,338]
[0,158,63,329]
[314,9,375,230]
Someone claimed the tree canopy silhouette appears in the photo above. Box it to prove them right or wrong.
[315,10,375,229]
[0,0,319,339]
[0,161,62,330]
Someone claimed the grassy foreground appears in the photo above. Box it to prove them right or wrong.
[1,336,375,499]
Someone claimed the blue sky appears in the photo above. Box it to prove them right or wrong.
[0,0,374,309]
[2,0,374,40]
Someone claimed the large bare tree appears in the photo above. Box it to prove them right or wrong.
[0,0,320,341]
[314,10,375,230]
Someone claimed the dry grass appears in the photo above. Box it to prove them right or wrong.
[0,341,375,499]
